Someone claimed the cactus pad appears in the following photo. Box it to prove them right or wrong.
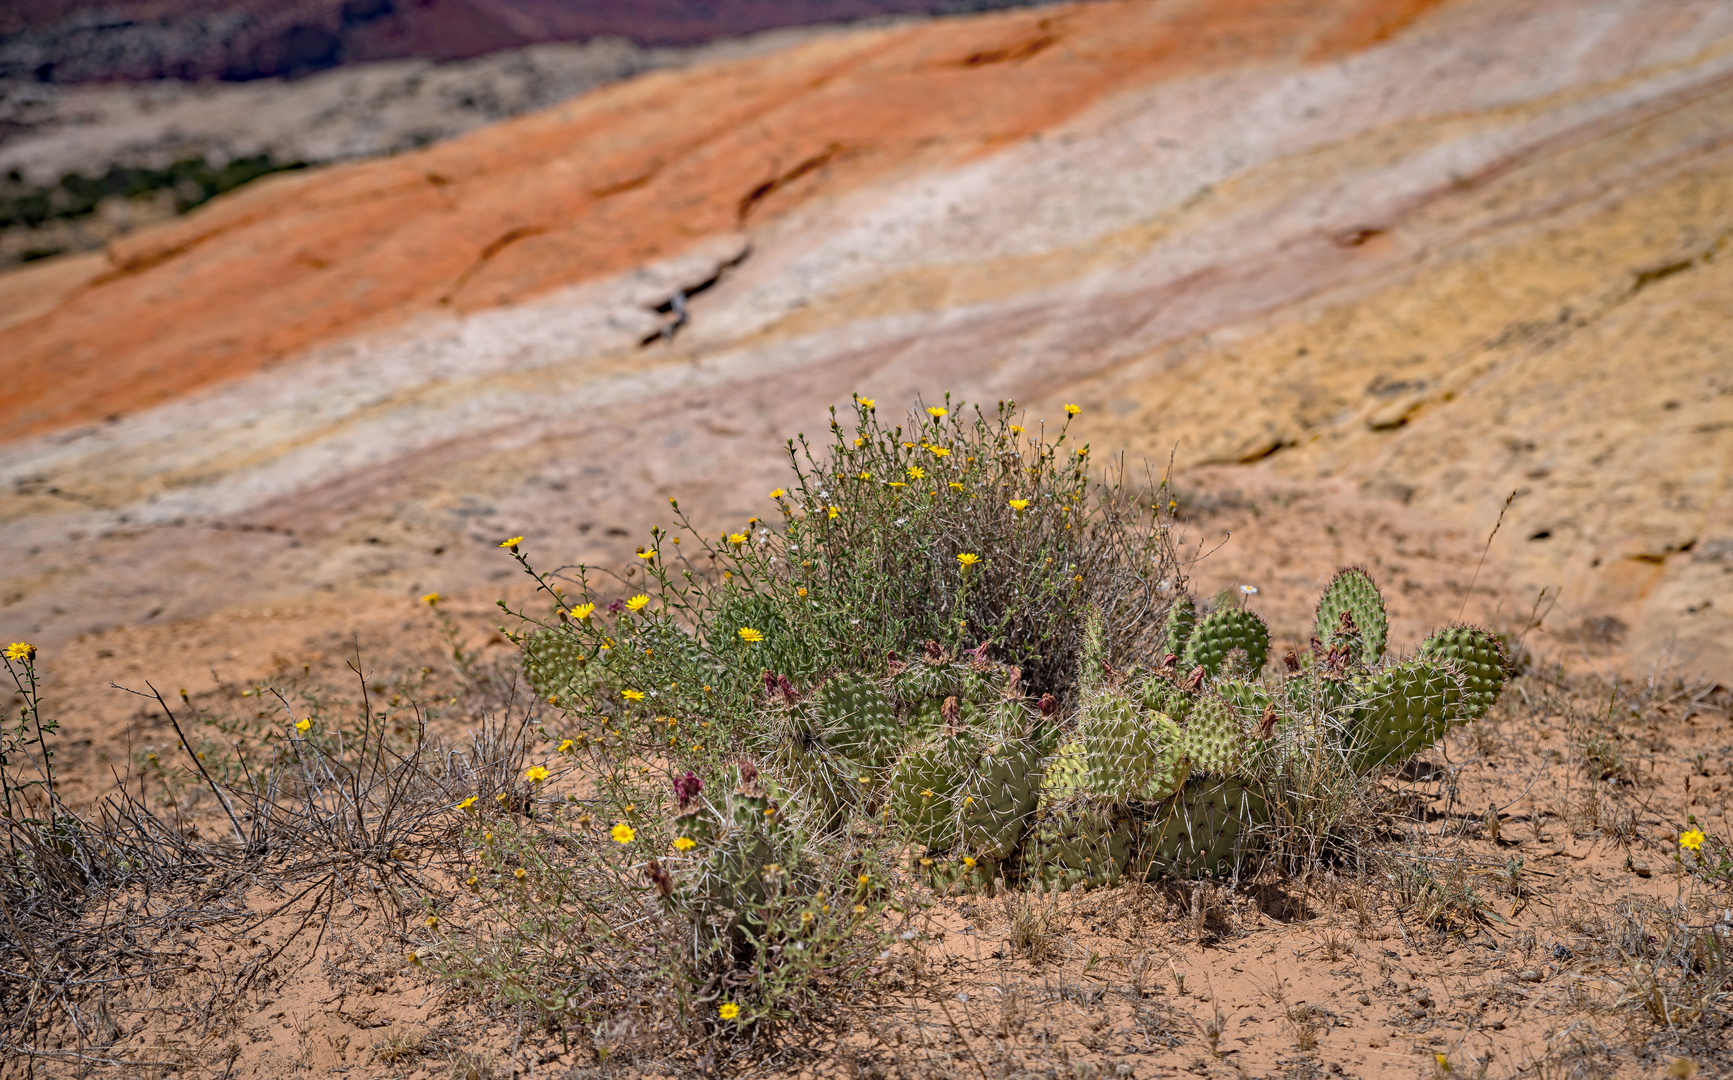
[1079,694,1189,801]
[814,673,901,766]
[1136,778,1269,880]
[1180,607,1270,678]
[1024,801,1134,891]
[1348,658,1467,772]
[1181,691,1246,776]
[1314,567,1388,664]
[956,739,1043,860]
[522,628,589,702]
[1162,597,1197,660]
[1416,625,1507,721]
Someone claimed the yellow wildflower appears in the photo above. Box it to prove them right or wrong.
[622,689,646,701]
[927,407,947,418]
[636,548,654,560]
[827,505,839,519]
[929,446,950,458]
[673,836,696,852]
[858,873,872,884]
[571,602,595,620]
[514,867,526,880]
[962,856,977,868]
[425,915,439,928]
[558,739,574,753]
[769,488,786,498]
[854,437,866,447]
[797,587,808,598]
[906,465,925,481]
[456,796,477,812]
[949,482,964,491]
[500,536,523,550]
[957,553,981,568]
[920,857,934,867]
[858,398,875,409]
[887,481,907,488]
[295,717,312,733]
[738,627,764,643]
[610,822,636,844]
[523,765,550,784]
[625,594,649,611]
[727,532,747,545]
[421,592,442,605]
[719,1003,741,1021]
[856,471,871,481]
[1009,499,1029,511]
[1680,828,1706,852]
[1064,403,1080,415]
[1010,424,1024,434]
[854,904,868,914]
[407,950,421,966]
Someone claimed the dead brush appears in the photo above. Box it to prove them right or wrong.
[1001,889,1064,963]
[1609,898,1730,1033]
[1398,857,1498,937]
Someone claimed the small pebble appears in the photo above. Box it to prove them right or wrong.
[1629,859,1652,878]
[1517,969,1545,982]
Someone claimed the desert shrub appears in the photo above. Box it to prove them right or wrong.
[504,397,1180,741]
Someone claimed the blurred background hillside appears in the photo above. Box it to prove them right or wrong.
[1,0,1729,795]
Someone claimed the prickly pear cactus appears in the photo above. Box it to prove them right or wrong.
[887,719,979,850]
[1416,626,1507,721]
[1348,658,1467,773]
[1180,607,1270,678]
[1023,800,1134,892]
[769,713,860,830]
[1181,691,1247,776]
[1314,567,1388,664]
[1281,669,1355,719]
[684,785,791,935]
[1079,693,1188,801]
[1162,597,1198,659]
[814,673,901,767]
[1040,741,1088,806]
[955,739,1043,861]
[1140,674,1194,725]
[522,628,589,702]
[1136,777,1269,880]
